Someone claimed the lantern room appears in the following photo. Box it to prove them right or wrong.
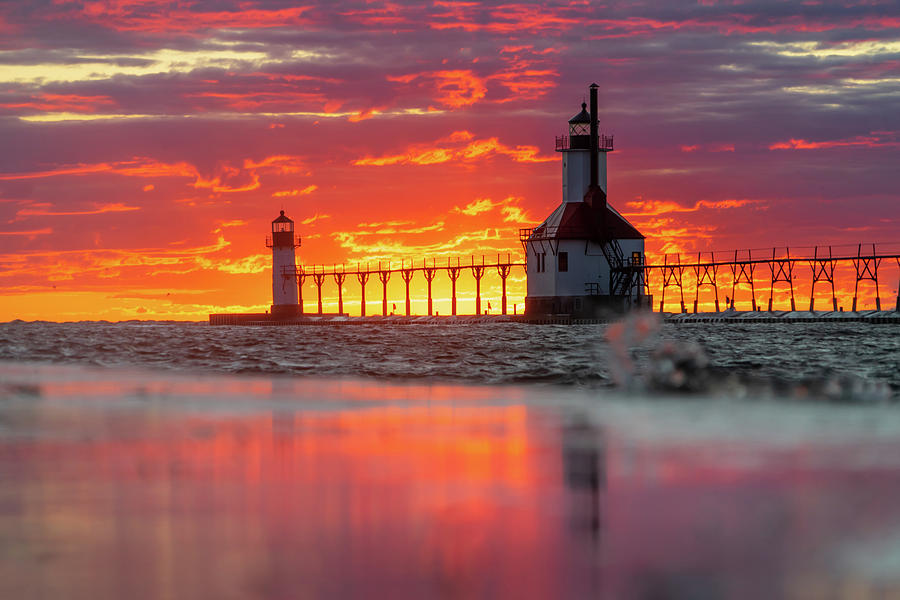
[567,103,591,149]
[270,210,298,248]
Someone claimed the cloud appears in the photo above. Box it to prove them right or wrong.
[769,132,900,150]
[353,131,553,166]
[0,93,116,113]
[453,196,531,222]
[273,185,318,197]
[44,2,314,33]
[622,198,764,217]
[389,70,487,108]
[15,202,140,217]
[195,254,269,274]
[301,213,330,225]
[0,154,307,194]
[454,198,496,216]
[0,236,232,283]
[0,228,52,236]
[331,227,509,263]
[501,205,528,223]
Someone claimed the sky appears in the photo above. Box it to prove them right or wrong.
[1,0,899,320]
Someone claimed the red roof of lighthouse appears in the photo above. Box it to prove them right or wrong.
[531,201,643,241]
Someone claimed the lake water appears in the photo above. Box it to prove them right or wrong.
[1,319,899,598]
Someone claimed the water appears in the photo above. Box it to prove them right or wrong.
[1,319,900,599]
[1,319,898,393]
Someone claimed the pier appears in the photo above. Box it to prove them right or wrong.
[639,243,900,314]
[210,241,900,324]
[280,254,524,317]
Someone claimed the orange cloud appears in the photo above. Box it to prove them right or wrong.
[301,213,331,226]
[0,93,116,113]
[500,204,529,223]
[353,131,553,166]
[273,185,318,197]
[331,227,509,263]
[453,196,530,222]
[0,155,307,194]
[623,198,763,217]
[186,91,330,111]
[769,132,900,150]
[389,70,488,108]
[431,2,580,33]
[455,198,496,216]
[195,254,269,274]
[0,234,234,285]
[0,228,53,236]
[16,202,141,217]
[52,1,313,32]
[389,48,559,107]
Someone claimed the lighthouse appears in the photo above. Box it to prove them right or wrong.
[266,210,301,318]
[523,83,647,318]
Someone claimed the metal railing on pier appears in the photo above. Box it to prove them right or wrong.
[280,254,524,317]
[273,242,900,317]
[638,243,900,313]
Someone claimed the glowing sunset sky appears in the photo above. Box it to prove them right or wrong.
[1,0,898,319]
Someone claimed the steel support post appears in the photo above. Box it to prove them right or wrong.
[750,255,757,311]
[313,272,326,314]
[424,267,436,316]
[692,257,699,314]
[660,277,666,313]
[448,267,461,316]
[472,264,486,315]
[334,271,347,315]
[356,269,369,317]
[853,243,882,312]
[497,260,512,315]
[297,270,306,314]
[400,268,414,316]
[378,268,390,316]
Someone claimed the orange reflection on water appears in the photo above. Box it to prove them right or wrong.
[1,393,591,599]
[6,367,900,599]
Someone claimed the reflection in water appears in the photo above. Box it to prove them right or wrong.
[562,419,605,542]
[2,364,900,599]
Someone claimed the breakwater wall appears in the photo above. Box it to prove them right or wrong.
[210,310,900,326]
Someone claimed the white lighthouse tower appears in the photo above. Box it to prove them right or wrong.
[523,83,647,318]
[266,210,301,318]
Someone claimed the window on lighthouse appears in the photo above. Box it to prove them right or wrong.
[273,221,293,233]
[559,252,568,272]
[569,122,589,136]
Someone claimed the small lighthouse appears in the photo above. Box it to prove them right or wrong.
[266,210,301,318]
[523,83,647,318]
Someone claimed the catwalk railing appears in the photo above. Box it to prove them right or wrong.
[281,254,524,316]
[640,243,900,313]
[280,242,900,317]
